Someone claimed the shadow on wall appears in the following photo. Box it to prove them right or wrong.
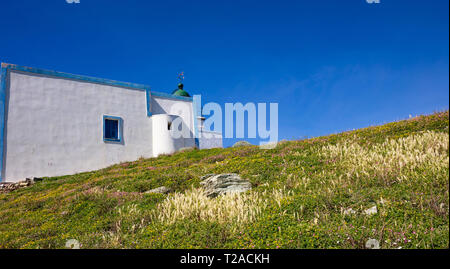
[151,100,166,115]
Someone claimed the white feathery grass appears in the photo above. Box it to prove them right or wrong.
[319,131,449,182]
[154,188,291,226]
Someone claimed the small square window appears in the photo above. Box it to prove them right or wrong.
[103,116,122,142]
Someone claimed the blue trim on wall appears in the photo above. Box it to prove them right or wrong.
[5,63,150,91]
[103,115,123,143]
[146,89,152,116]
[192,95,201,148]
[2,63,192,102]
[0,65,7,182]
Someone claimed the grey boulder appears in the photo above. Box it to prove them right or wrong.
[200,173,252,198]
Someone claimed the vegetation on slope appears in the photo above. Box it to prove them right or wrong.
[0,111,448,249]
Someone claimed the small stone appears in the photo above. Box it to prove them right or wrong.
[232,141,252,147]
[259,141,278,150]
[343,208,356,215]
[144,186,171,194]
[364,205,378,215]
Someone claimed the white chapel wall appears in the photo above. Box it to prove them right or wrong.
[4,71,153,182]
[151,96,196,151]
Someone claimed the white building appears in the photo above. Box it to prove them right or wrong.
[0,63,222,182]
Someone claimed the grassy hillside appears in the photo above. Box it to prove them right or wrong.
[0,112,448,249]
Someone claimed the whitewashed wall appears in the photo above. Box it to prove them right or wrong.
[199,130,223,149]
[152,114,186,156]
[4,71,153,182]
[151,96,196,149]
[2,70,223,182]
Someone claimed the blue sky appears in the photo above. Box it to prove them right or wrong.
[1,0,448,147]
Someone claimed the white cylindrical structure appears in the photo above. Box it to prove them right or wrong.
[152,114,184,156]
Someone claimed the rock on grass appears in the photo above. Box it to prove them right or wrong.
[200,173,252,198]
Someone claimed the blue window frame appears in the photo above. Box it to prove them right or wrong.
[103,115,123,143]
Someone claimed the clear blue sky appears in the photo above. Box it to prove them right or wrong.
[1,0,448,147]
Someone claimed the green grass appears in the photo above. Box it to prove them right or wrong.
[0,111,448,249]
